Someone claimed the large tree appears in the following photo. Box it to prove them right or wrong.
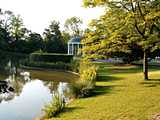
[43,20,65,53]
[83,0,160,80]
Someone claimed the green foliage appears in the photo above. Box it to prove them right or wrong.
[72,60,98,98]
[0,27,11,51]
[43,20,65,53]
[9,15,25,41]
[0,9,69,54]
[43,92,65,118]
[82,0,160,79]
[64,16,83,37]
[30,53,73,63]
[26,33,43,53]
[70,59,80,73]
[22,61,70,70]
[71,80,94,98]
[0,50,28,71]
[79,60,97,87]
[61,31,71,52]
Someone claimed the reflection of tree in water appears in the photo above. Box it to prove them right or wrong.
[43,80,73,103]
[43,81,59,93]
[0,73,30,103]
[0,79,15,103]
[9,76,25,96]
[0,51,28,76]
[0,52,29,103]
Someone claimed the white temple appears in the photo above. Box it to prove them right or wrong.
[68,37,82,56]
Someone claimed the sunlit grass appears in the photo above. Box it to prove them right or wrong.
[46,63,160,120]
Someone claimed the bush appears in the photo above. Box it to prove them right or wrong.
[43,92,65,118]
[71,60,98,98]
[80,65,97,88]
[30,53,73,63]
[71,80,94,98]
[21,60,70,70]
[70,59,80,73]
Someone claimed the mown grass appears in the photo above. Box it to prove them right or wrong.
[46,62,160,120]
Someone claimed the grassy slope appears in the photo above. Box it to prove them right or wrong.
[49,63,160,120]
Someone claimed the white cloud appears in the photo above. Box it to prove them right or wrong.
[0,0,104,34]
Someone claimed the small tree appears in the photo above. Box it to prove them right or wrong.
[64,16,83,37]
[8,15,25,41]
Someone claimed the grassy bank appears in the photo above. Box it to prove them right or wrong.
[46,62,160,120]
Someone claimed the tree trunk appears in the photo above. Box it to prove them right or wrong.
[143,50,148,80]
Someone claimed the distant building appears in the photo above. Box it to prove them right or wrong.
[68,36,82,56]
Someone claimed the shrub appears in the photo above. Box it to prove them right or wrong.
[71,80,94,98]
[71,60,98,98]
[43,92,65,118]
[80,65,97,88]
[30,53,73,63]
[21,60,70,70]
[69,59,80,73]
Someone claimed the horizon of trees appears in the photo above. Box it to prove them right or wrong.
[0,6,160,80]
[0,9,84,54]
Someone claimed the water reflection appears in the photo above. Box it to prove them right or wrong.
[0,69,78,120]
[0,71,31,102]
[0,53,78,120]
[0,80,15,103]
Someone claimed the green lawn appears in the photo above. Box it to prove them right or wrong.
[48,62,160,120]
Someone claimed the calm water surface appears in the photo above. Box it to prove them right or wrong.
[0,70,78,120]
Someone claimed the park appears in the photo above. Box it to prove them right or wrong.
[0,0,160,120]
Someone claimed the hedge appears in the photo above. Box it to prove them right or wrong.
[22,61,71,70]
[30,53,73,63]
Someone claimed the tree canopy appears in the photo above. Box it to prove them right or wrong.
[43,20,65,53]
[82,0,160,79]
[64,16,83,37]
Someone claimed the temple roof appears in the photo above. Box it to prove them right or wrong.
[68,36,81,43]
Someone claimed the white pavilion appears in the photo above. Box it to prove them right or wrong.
[68,37,82,56]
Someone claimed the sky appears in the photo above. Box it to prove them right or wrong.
[0,0,104,34]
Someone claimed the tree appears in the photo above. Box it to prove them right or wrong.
[0,26,11,51]
[0,9,12,51]
[0,10,13,30]
[83,0,160,80]
[64,16,83,37]
[61,31,71,52]
[26,32,43,53]
[8,15,25,42]
[43,20,65,53]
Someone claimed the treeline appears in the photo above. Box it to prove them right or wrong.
[0,9,83,54]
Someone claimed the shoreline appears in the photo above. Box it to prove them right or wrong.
[20,65,80,76]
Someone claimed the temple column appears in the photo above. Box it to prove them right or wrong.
[68,43,70,55]
[72,43,74,55]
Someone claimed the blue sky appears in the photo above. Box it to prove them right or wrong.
[0,0,104,34]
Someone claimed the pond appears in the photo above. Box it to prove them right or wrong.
[0,52,78,120]
[0,70,78,120]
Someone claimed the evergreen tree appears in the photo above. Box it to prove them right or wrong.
[43,20,65,53]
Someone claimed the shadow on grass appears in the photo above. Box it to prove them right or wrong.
[55,107,83,118]
[63,106,83,113]
[98,63,160,75]
[140,79,160,87]
[93,86,113,96]
[97,75,123,82]
[93,85,126,96]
